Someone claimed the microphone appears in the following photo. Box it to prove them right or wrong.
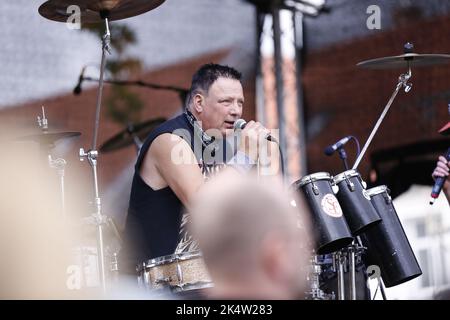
[430,147,450,205]
[73,66,86,95]
[324,136,352,156]
[234,119,276,142]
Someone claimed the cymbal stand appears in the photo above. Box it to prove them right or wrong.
[79,13,111,293]
[334,249,346,300]
[37,106,67,219]
[48,155,67,219]
[352,64,412,170]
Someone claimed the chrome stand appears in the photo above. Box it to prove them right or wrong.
[48,155,67,219]
[348,242,358,300]
[37,106,68,219]
[335,250,346,300]
[306,255,335,300]
[79,15,111,294]
[352,65,412,170]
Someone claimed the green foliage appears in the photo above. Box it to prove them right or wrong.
[82,22,144,125]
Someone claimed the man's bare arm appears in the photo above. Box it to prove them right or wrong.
[141,133,205,209]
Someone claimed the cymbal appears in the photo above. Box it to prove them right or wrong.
[357,53,450,70]
[100,118,165,153]
[39,0,166,23]
[17,131,81,145]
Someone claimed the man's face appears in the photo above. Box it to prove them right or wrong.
[199,77,244,136]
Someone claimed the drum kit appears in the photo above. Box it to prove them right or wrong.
[13,0,447,299]
[294,43,450,300]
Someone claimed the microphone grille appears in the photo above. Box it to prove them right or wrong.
[234,119,246,131]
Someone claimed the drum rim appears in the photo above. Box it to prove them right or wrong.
[333,169,360,184]
[297,172,332,187]
[145,250,203,268]
[365,185,388,197]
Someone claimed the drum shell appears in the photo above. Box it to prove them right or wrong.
[297,177,353,255]
[361,187,422,287]
[138,251,213,292]
[334,172,381,235]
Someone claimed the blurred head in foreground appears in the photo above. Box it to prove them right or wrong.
[0,140,76,298]
[190,171,312,299]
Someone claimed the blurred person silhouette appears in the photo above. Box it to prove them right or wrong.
[189,171,312,299]
[0,139,80,299]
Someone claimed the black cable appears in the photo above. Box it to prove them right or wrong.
[349,135,361,158]
[276,140,285,179]
[81,76,189,103]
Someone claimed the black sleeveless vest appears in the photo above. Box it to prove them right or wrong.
[120,113,195,274]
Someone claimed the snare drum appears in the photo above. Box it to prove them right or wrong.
[137,251,213,293]
[360,185,422,287]
[333,170,381,235]
[293,172,353,254]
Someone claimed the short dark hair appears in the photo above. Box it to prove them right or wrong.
[186,63,242,108]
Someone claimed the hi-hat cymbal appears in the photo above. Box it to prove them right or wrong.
[357,53,450,70]
[100,118,165,153]
[17,131,81,145]
[39,0,166,23]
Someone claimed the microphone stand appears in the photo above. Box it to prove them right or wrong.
[332,145,358,300]
[338,147,349,171]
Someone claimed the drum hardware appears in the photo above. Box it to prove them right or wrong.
[346,240,366,300]
[39,0,166,23]
[137,251,213,293]
[329,242,367,300]
[352,42,450,170]
[348,243,356,300]
[306,255,335,300]
[292,172,353,255]
[360,185,422,288]
[334,250,346,300]
[17,106,81,219]
[39,0,166,293]
[48,155,67,218]
[99,118,166,154]
[333,169,381,236]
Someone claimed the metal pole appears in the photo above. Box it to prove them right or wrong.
[272,7,288,179]
[79,16,112,294]
[92,17,111,151]
[353,68,412,170]
[255,8,266,125]
[293,11,308,176]
[335,250,346,300]
[349,244,356,300]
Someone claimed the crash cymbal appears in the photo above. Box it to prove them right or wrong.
[357,53,450,70]
[17,131,81,145]
[100,118,165,153]
[39,0,166,23]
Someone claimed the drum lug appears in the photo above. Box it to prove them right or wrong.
[308,176,320,195]
[344,174,355,192]
[361,181,367,189]
[332,185,339,194]
[312,183,319,195]
[383,192,392,204]
[176,262,183,284]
